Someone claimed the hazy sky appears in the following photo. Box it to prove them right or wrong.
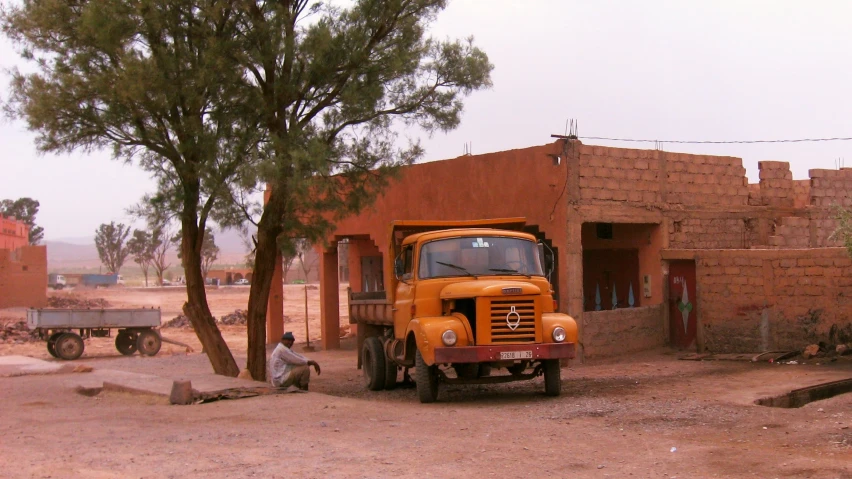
[2,0,852,240]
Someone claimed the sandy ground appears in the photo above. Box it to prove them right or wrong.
[1,286,851,478]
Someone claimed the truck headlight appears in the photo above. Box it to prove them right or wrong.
[552,326,566,343]
[441,330,458,346]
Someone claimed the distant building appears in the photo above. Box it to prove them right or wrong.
[0,214,47,308]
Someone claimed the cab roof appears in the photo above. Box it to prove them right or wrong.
[401,228,536,246]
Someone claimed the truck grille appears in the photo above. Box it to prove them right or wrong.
[490,299,536,343]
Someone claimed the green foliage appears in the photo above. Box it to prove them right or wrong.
[127,229,156,286]
[0,197,44,244]
[832,206,852,256]
[94,222,131,274]
[173,227,219,277]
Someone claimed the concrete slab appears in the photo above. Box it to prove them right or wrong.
[0,355,77,377]
[64,368,268,399]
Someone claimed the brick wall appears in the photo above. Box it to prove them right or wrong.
[696,249,852,353]
[0,215,28,250]
[768,217,810,248]
[582,304,665,358]
[669,218,752,249]
[757,161,794,207]
[793,180,811,209]
[0,245,48,308]
[577,146,748,206]
[809,169,852,207]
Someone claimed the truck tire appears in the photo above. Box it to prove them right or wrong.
[115,331,138,355]
[46,332,63,358]
[543,359,561,397]
[384,358,398,390]
[362,337,386,391]
[415,349,439,403]
[136,329,162,356]
[55,333,84,360]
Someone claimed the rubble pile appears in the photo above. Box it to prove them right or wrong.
[800,342,852,360]
[47,295,110,309]
[1,318,39,344]
[219,310,247,326]
[163,314,194,329]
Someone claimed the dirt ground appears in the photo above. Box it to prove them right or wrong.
[1,286,851,478]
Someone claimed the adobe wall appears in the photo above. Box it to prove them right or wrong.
[0,245,48,308]
[582,305,666,358]
[692,248,852,353]
[0,215,29,250]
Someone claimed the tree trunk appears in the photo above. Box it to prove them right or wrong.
[244,189,286,381]
[181,215,240,377]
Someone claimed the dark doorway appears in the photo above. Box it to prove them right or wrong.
[582,249,641,311]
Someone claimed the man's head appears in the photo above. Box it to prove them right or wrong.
[281,332,295,347]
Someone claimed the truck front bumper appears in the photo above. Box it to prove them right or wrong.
[433,342,576,364]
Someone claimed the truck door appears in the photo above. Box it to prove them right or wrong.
[393,245,415,339]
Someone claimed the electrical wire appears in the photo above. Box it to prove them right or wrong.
[551,135,852,145]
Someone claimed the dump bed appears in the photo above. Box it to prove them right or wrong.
[348,291,393,325]
[27,308,161,330]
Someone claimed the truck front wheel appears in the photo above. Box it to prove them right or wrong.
[415,350,439,403]
[362,337,386,391]
[543,359,562,397]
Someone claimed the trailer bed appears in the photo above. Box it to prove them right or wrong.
[27,308,161,329]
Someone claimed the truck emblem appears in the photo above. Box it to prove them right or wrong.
[506,306,521,331]
[502,287,522,295]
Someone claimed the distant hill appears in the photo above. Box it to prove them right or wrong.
[45,226,253,270]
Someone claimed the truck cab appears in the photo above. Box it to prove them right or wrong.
[350,218,578,403]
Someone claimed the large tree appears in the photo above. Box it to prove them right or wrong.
[0,197,44,244]
[127,229,156,286]
[94,222,131,274]
[2,0,259,376]
[235,0,492,380]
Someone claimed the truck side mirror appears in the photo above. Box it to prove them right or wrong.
[538,241,555,281]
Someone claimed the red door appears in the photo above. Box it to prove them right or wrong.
[669,261,697,349]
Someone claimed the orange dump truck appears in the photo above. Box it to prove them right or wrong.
[349,218,578,403]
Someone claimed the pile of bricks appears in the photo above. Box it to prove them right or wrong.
[163,314,193,329]
[809,169,852,207]
[47,295,110,309]
[219,310,247,325]
[758,161,794,207]
[1,318,39,344]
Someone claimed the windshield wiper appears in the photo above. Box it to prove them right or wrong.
[435,261,475,277]
[489,268,532,278]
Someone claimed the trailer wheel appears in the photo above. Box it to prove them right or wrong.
[362,337,386,391]
[46,332,63,358]
[415,349,439,403]
[384,357,398,390]
[543,359,562,397]
[55,333,84,360]
[115,331,138,355]
[136,329,162,356]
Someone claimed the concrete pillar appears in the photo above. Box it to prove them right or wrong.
[320,248,340,350]
[266,255,284,344]
[566,217,584,361]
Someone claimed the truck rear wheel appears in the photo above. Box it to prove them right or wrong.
[136,330,162,356]
[46,332,63,358]
[55,333,84,360]
[362,336,386,391]
[415,350,439,403]
[115,331,138,355]
[543,359,562,397]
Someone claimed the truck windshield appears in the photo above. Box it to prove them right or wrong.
[418,236,544,279]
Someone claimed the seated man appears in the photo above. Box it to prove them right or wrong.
[269,332,321,390]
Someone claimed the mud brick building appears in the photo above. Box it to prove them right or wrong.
[0,214,47,308]
[265,139,852,358]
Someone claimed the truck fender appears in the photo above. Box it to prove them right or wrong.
[541,312,578,343]
[406,313,473,366]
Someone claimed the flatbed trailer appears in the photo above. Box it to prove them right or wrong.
[27,308,162,360]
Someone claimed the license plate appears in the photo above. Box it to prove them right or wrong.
[500,350,532,360]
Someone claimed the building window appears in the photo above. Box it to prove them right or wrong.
[596,223,613,240]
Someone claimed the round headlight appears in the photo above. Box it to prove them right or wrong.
[552,326,566,343]
[441,329,458,346]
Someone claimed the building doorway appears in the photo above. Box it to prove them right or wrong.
[668,260,697,349]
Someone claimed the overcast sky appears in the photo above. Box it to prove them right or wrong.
[2,0,851,241]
